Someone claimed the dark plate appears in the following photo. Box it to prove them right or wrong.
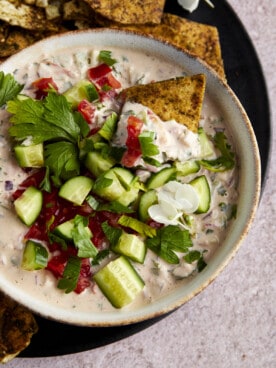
[20,0,271,357]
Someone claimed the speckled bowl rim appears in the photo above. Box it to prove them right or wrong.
[0,29,261,326]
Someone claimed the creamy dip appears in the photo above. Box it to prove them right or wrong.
[0,46,239,313]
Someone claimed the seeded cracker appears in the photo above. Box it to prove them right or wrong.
[83,0,166,25]
[0,0,59,31]
[111,13,225,80]
[0,292,38,363]
[121,75,206,133]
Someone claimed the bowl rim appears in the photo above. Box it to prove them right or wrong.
[0,28,261,326]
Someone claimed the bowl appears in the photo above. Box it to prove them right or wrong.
[0,29,261,326]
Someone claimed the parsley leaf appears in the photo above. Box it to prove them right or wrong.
[44,141,80,185]
[91,249,110,265]
[0,72,24,107]
[57,256,81,294]
[198,132,235,172]
[139,131,159,157]
[97,201,134,214]
[8,96,76,144]
[146,225,192,264]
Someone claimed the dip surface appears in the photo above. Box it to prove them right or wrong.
[0,46,238,314]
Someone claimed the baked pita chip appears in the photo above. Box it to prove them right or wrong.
[111,13,225,80]
[83,0,166,25]
[0,292,38,363]
[0,0,59,31]
[121,74,206,132]
[162,13,225,80]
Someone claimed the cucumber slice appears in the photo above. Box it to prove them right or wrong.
[198,127,214,157]
[93,170,125,201]
[190,175,211,213]
[93,256,145,308]
[21,240,48,271]
[138,189,157,221]
[59,176,94,205]
[175,160,200,177]
[146,167,176,189]
[14,186,43,226]
[112,232,146,264]
[14,143,44,168]
[85,151,115,178]
[53,219,92,241]
[93,167,139,206]
[63,80,98,108]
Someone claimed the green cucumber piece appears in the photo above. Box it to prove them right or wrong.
[59,176,94,205]
[93,256,145,308]
[14,186,43,226]
[53,219,92,241]
[198,127,214,157]
[21,240,48,271]
[138,189,157,221]
[63,80,98,108]
[112,232,146,264]
[14,143,44,168]
[85,151,115,178]
[93,167,139,206]
[190,175,211,213]
[146,167,176,189]
[175,160,200,177]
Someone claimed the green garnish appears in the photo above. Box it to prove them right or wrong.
[139,131,159,157]
[98,50,117,66]
[91,249,110,265]
[146,225,193,264]
[118,215,156,238]
[198,131,235,172]
[0,71,24,107]
[57,256,81,294]
[72,215,98,258]
[98,112,118,141]
[101,221,123,246]
[97,201,134,214]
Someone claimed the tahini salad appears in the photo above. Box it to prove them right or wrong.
[0,49,238,309]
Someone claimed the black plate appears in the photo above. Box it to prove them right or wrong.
[20,0,271,357]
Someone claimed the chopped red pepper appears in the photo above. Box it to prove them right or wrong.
[32,77,58,99]
[77,99,96,124]
[87,63,112,80]
[121,115,143,168]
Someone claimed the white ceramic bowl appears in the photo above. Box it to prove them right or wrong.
[0,29,261,326]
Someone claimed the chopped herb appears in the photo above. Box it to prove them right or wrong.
[72,215,98,258]
[98,50,117,66]
[57,256,81,293]
[98,112,118,141]
[146,225,193,264]
[97,201,134,213]
[198,132,235,172]
[91,249,110,265]
[0,72,24,107]
[101,221,122,246]
[118,215,156,238]
[139,130,159,157]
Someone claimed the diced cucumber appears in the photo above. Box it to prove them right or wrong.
[198,127,214,157]
[14,143,44,168]
[138,189,157,221]
[175,160,200,177]
[93,167,139,206]
[93,170,125,201]
[93,256,145,308]
[59,176,94,205]
[21,240,48,271]
[14,186,43,226]
[85,151,115,177]
[53,219,92,241]
[112,232,146,264]
[190,175,211,213]
[146,167,176,189]
[63,80,98,108]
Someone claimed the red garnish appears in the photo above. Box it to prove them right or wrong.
[32,77,58,99]
[121,115,143,168]
[77,99,96,124]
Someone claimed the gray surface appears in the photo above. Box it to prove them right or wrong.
[6,1,276,367]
